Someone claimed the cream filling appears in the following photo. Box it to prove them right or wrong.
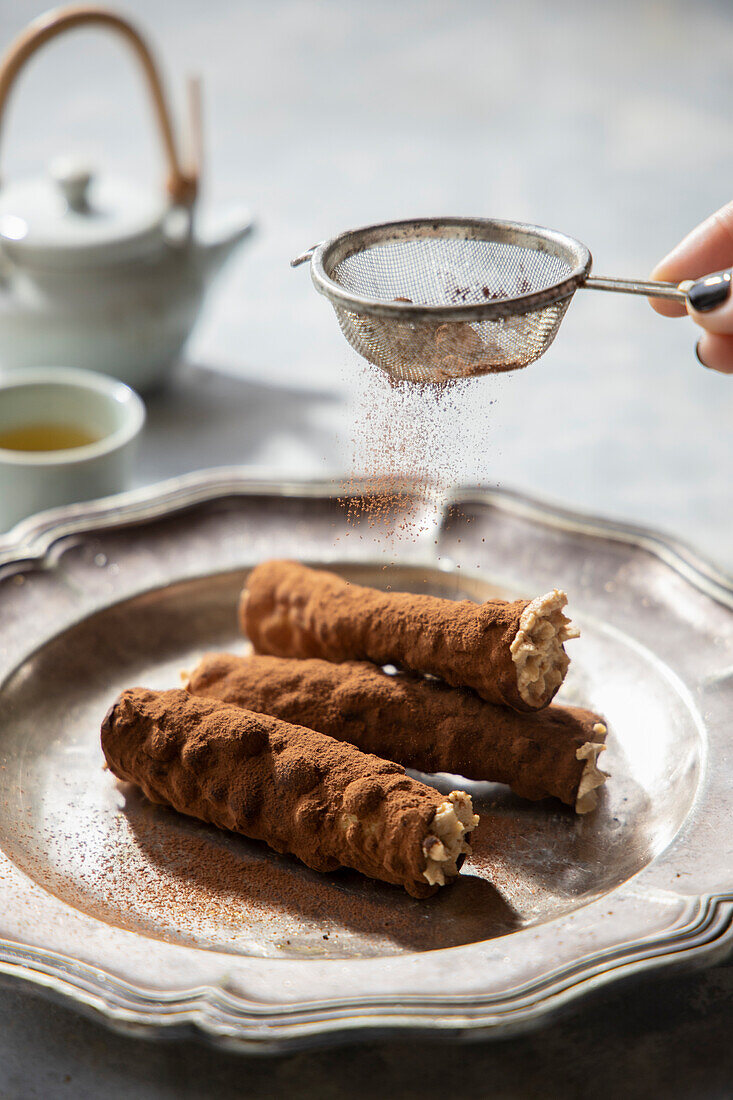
[575,724,609,814]
[510,589,579,707]
[422,791,479,887]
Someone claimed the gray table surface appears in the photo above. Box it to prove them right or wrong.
[1,0,732,1095]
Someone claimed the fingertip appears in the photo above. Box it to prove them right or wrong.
[647,256,691,314]
[695,333,733,373]
[649,296,687,318]
[650,258,674,283]
[647,272,687,317]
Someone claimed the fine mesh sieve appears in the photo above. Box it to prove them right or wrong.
[292,218,692,383]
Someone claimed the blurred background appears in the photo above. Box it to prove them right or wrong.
[0,0,730,566]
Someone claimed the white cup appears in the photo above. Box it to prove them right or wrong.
[0,367,145,530]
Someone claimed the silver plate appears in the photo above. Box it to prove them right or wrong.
[0,469,731,1051]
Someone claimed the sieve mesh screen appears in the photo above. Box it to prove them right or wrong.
[331,237,574,307]
[319,226,586,381]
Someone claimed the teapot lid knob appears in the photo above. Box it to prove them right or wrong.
[50,157,93,213]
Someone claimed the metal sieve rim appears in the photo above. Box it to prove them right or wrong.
[310,217,593,322]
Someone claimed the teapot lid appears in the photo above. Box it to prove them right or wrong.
[0,158,170,267]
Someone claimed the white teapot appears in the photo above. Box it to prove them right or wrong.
[0,6,253,392]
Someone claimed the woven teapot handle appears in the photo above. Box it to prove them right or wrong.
[0,4,199,206]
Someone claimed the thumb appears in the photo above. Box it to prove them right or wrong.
[686,270,733,334]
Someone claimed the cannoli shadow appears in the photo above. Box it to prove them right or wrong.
[117,783,521,955]
[466,766,653,903]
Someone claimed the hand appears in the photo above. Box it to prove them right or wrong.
[651,201,733,373]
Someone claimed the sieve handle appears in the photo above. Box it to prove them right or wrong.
[584,275,691,303]
[291,244,321,268]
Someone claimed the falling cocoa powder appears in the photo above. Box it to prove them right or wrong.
[339,364,499,539]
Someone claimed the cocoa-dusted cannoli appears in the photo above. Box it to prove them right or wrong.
[240,560,578,711]
[101,688,478,898]
[188,654,608,813]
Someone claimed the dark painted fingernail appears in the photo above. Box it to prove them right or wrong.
[687,269,731,312]
[695,340,710,368]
